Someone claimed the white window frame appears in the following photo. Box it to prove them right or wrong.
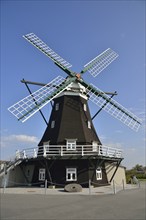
[66,139,76,150]
[55,103,59,111]
[83,103,87,111]
[39,168,46,181]
[96,167,102,180]
[88,121,91,129]
[66,168,77,181]
[51,120,55,128]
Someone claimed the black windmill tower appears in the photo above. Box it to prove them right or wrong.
[8,33,141,187]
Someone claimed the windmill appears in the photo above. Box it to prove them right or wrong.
[8,33,141,187]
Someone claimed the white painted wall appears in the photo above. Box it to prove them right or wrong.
[105,163,126,186]
[0,164,35,187]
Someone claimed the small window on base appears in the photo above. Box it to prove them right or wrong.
[66,168,77,181]
[55,103,59,111]
[88,121,91,129]
[83,104,87,111]
[39,168,46,181]
[51,120,55,128]
[96,167,102,180]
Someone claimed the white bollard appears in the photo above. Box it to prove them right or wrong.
[122,179,125,190]
[44,179,47,195]
[3,163,7,194]
[113,180,116,195]
[89,179,91,195]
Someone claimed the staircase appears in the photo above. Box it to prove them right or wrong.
[0,159,23,177]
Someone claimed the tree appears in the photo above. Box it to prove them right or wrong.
[132,164,144,172]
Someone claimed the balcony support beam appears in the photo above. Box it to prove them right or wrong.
[109,159,123,183]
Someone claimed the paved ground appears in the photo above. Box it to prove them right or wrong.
[0,182,141,195]
[0,182,145,220]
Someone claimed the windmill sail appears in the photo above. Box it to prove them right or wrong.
[80,81,141,131]
[8,33,141,132]
[23,33,72,70]
[81,48,118,77]
[8,76,75,122]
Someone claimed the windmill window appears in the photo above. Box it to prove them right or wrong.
[88,121,91,129]
[66,168,77,181]
[66,140,76,150]
[83,104,87,111]
[96,167,102,180]
[51,120,55,128]
[55,103,59,111]
[39,168,45,181]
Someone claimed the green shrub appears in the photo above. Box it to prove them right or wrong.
[126,167,146,183]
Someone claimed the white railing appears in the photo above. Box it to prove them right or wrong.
[14,145,123,160]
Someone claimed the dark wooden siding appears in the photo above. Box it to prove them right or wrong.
[38,95,101,146]
[30,158,108,187]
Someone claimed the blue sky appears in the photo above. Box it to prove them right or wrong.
[1,0,145,169]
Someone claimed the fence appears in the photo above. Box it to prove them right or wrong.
[2,178,140,195]
[13,145,123,159]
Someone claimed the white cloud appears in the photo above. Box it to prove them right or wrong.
[1,134,40,160]
[1,134,39,148]
[10,134,38,143]
[98,134,145,169]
